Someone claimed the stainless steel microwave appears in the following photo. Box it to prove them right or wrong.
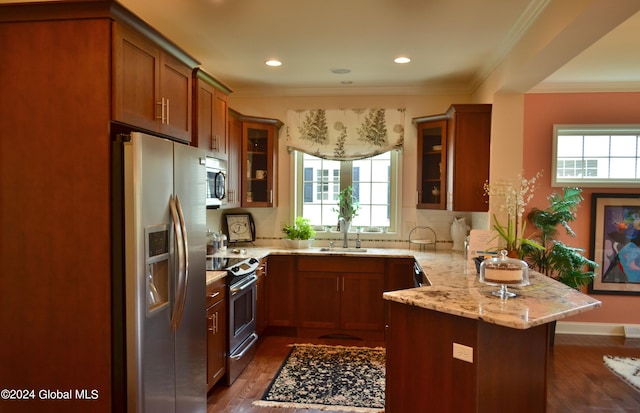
[206,157,227,209]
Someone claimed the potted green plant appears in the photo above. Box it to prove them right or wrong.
[282,216,316,249]
[334,186,359,230]
[520,187,598,289]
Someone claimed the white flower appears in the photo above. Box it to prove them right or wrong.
[483,171,543,252]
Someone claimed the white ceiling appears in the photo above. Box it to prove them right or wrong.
[6,0,640,96]
[119,0,539,95]
[116,0,640,96]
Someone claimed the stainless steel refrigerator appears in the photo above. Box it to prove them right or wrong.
[112,131,207,413]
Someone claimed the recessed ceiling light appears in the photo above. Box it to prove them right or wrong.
[394,57,411,64]
[331,68,351,74]
[341,81,353,85]
[265,60,282,67]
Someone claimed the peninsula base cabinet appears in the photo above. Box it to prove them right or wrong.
[385,301,549,413]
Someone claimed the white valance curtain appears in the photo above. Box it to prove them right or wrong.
[287,108,405,160]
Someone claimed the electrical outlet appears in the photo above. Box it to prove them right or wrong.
[453,343,473,363]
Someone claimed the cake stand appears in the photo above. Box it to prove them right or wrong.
[479,250,529,299]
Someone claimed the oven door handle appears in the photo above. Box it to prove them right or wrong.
[230,333,258,360]
[230,274,258,296]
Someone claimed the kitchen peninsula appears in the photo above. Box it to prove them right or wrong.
[210,246,601,413]
[382,251,601,413]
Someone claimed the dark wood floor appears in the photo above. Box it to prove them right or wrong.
[207,334,640,412]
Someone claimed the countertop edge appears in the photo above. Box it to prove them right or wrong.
[207,245,602,330]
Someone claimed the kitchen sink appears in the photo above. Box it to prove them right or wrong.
[319,247,368,253]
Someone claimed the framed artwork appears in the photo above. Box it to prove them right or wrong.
[224,213,255,243]
[589,193,640,295]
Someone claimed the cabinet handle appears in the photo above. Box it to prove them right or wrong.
[208,313,215,332]
[214,312,218,334]
[270,189,273,204]
[211,136,218,151]
[156,97,165,123]
[208,291,220,299]
[166,98,170,125]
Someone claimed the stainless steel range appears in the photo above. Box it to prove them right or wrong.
[224,257,260,385]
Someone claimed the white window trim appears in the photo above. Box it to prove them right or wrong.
[292,150,401,232]
[552,124,640,188]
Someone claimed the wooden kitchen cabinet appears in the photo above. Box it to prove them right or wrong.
[228,111,283,207]
[297,256,385,340]
[385,258,417,292]
[446,104,492,212]
[255,257,268,335]
[113,23,196,143]
[297,271,342,330]
[266,255,297,327]
[385,301,548,413]
[0,4,200,412]
[206,278,227,391]
[416,119,447,209]
[194,69,232,158]
[242,120,281,207]
[225,111,243,208]
[413,104,491,211]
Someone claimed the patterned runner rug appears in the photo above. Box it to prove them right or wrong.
[603,355,640,392]
[253,343,385,412]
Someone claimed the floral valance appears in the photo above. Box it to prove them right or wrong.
[286,108,405,160]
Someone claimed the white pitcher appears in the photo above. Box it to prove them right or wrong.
[451,217,469,251]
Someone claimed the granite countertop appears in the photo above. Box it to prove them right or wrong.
[384,250,602,330]
[206,245,602,329]
[206,270,227,285]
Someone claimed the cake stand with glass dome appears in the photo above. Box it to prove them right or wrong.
[479,250,529,298]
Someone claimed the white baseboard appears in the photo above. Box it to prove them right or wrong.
[556,321,640,337]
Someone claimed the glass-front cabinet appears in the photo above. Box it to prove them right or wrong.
[415,118,447,209]
[239,117,283,207]
[414,104,491,212]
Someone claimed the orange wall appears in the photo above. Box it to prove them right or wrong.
[523,92,640,324]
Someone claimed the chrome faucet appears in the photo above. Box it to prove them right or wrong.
[338,217,348,248]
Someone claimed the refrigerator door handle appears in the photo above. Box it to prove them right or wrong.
[169,195,186,332]
[174,196,189,331]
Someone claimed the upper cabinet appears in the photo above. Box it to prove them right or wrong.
[193,69,232,159]
[414,104,491,212]
[112,22,197,143]
[446,104,492,212]
[229,110,283,208]
[416,118,447,209]
[226,112,243,209]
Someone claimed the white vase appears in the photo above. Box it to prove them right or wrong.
[451,217,468,251]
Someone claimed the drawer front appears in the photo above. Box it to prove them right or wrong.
[206,277,226,307]
[297,256,384,273]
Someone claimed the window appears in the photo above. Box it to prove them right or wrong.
[553,125,640,187]
[294,151,399,231]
